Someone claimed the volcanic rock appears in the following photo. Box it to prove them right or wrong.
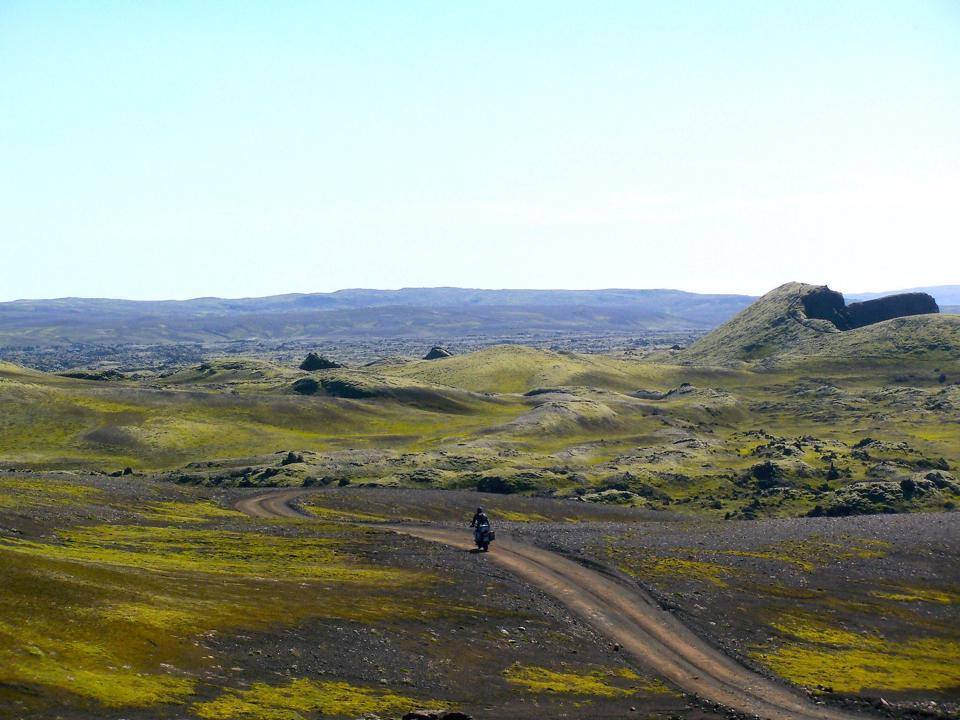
[299,353,343,371]
[423,346,453,360]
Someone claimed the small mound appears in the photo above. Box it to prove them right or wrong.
[384,344,668,394]
[292,378,321,395]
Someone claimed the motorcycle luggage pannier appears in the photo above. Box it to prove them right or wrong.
[488,531,495,541]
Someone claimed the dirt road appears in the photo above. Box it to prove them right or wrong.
[236,489,864,720]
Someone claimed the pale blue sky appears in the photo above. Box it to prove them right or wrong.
[2,1,958,300]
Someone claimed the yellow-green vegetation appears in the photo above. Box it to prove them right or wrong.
[0,476,105,510]
[193,678,445,720]
[0,487,442,711]
[753,612,960,693]
[0,542,431,708]
[0,365,528,469]
[1,337,958,521]
[607,535,894,593]
[767,537,890,566]
[504,663,672,697]
[1,524,411,582]
[301,499,390,522]
[869,585,960,604]
[707,549,817,572]
[137,499,247,523]
[607,542,737,588]
[704,537,890,573]
[385,345,679,394]
[489,509,552,522]
[0,616,196,706]
[631,556,735,587]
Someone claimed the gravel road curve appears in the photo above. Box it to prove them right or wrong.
[235,489,870,720]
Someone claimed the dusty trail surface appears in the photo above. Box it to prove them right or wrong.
[236,489,865,720]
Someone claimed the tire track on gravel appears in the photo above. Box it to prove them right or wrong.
[235,489,866,720]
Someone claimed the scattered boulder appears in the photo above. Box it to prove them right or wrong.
[913,457,950,471]
[476,472,544,494]
[299,353,343,371]
[580,489,641,505]
[808,474,957,517]
[749,460,784,488]
[752,439,802,458]
[921,470,958,491]
[867,462,904,479]
[280,451,303,465]
[402,711,471,720]
[423,346,453,360]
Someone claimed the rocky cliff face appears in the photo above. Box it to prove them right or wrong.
[845,293,939,328]
[802,288,938,330]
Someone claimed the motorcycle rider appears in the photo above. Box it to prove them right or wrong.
[470,506,490,544]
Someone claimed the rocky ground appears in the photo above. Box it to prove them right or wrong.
[513,511,960,718]
[0,474,724,720]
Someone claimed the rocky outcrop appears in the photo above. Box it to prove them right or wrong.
[802,288,938,330]
[403,710,472,720]
[298,353,343,371]
[423,346,453,360]
[682,282,951,365]
[59,369,126,381]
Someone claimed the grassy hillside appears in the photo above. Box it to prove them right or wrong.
[682,282,957,367]
[779,314,960,368]
[382,345,663,394]
[0,343,956,521]
[0,359,525,470]
[680,282,835,364]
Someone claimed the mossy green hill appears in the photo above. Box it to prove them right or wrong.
[681,282,958,366]
[380,344,677,394]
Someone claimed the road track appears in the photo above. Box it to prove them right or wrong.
[235,489,865,720]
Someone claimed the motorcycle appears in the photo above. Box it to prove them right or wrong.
[474,522,495,552]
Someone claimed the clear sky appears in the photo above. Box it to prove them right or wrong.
[2,1,958,301]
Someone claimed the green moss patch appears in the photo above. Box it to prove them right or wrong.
[137,500,247,523]
[489,509,551,522]
[1,524,411,583]
[504,663,672,697]
[0,508,441,712]
[752,612,960,693]
[193,678,445,720]
[300,499,390,523]
[869,585,960,605]
[0,476,104,510]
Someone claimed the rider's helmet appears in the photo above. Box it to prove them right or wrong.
[477,507,484,513]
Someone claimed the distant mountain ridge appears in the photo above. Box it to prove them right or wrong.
[0,288,756,346]
[2,285,955,348]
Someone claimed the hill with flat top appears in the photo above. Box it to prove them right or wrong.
[681,282,957,365]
